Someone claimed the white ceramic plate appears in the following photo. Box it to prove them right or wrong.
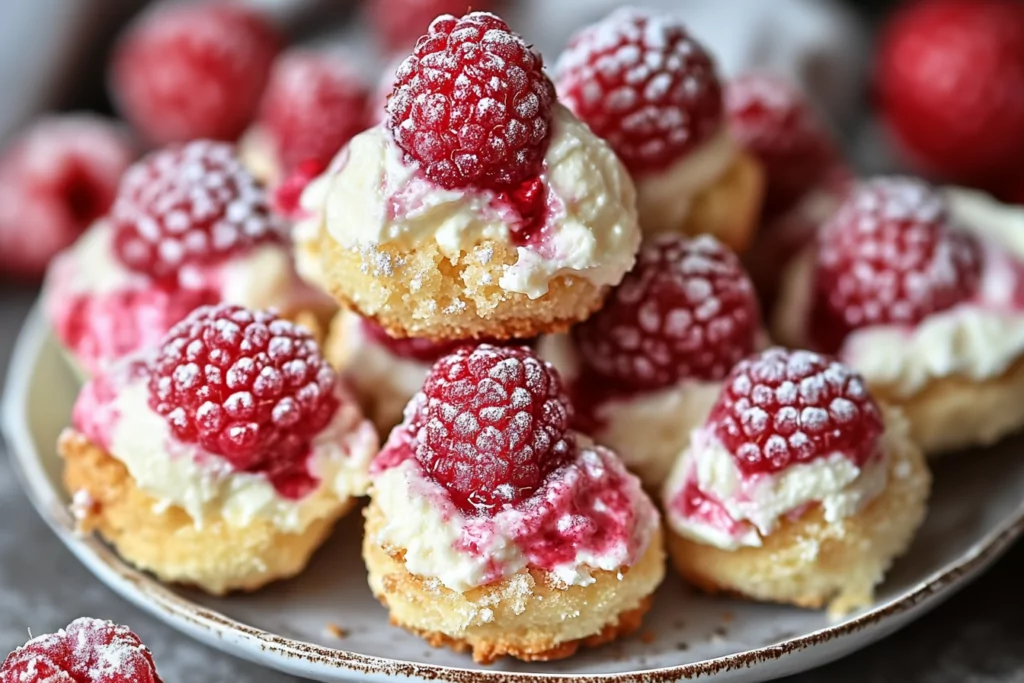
[4,306,1023,683]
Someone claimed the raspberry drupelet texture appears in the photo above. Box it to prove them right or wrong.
[110,140,286,282]
[725,73,838,217]
[257,49,371,176]
[554,7,723,175]
[110,1,281,144]
[0,617,163,683]
[147,304,339,498]
[811,177,982,352]
[574,234,760,391]
[413,344,574,514]
[709,348,884,476]
[386,12,557,191]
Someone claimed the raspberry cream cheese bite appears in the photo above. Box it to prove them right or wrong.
[44,140,331,377]
[774,177,1024,454]
[364,345,664,663]
[60,304,378,595]
[555,8,764,250]
[296,12,641,341]
[540,234,764,490]
[663,348,930,616]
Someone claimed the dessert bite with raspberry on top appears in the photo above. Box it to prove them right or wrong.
[43,140,332,377]
[59,304,378,595]
[539,234,764,490]
[663,348,930,616]
[1,617,162,683]
[554,8,764,249]
[295,11,640,341]
[364,345,663,663]
[773,177,1024,454]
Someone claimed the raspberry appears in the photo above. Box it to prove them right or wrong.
[111,141,286,282]
[369,0,494,53]
[709,348,883,476]
[110,2,281,144]
[811,177,982,352]
[0,116,134,280]
[725,73,839,217]
[257,49,371,176]
[147,304,339,499]
[271,158,327,219]
[574,234,760,391]
[555,7,723,175]
[386,12,556,191]
[414,345,574,514]
[0,617,163,683]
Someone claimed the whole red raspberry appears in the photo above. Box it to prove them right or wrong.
[555,7,723,175]
[110,140,286,282]
[574,234,760,391]
[708,348,884,476]
[811,177,982,352]
[0,116,135,280]
[148,305,339,498]
[369,0,494,53]
[386,12,556,191]
[414,345,574,514]
[257,49,371,176]
[0,617,163,683]
[725,73,839,218]
[876,0,1024,182]
[110,2,282,144]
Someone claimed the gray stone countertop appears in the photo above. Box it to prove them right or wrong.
[0,288,1021,683]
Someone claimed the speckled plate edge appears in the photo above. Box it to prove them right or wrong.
[3,304,1023,683]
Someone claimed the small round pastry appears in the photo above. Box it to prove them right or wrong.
[539,234,764,491]
[296,12,640,341]
[1,617,163,683]
[364,345,664,663]
[555,7,764,250]
[773,177,1024,454]
[663,348,931,616]
[60,304,378,595]
[43,140,332,377]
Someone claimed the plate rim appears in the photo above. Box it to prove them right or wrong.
[4,303,1023,683]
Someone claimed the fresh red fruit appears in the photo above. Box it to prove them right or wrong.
[876,0,1024,182]
[0,116,134,280]
[725,72,839,217]
[0,617,163,683]
[414,344,574,514]
[369,0,494,53]
[110,2,281,144]
[811,177,981,352]
[271,158,327,219]
[111,140,286,282]
[148,304,339,498]
[258,50,371,176]
[555,7,723,175]
[574,234,760,391]
[387,12,556,191]
[708,347,883,476]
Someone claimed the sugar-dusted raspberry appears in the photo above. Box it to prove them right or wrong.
[148,304,339,498]
[811,177,982,352]
[110,2,281,144]
[725,72,839,217]
[414,345,574,514]
[709,348,883,476]
[555,7,723,175]
[0,617,163,683]
[574,234,760,391]
[386,12,556,191]
[0,115,135,280]
[258,49,371,176]
[369,0,495,53]
[110,141,286,282]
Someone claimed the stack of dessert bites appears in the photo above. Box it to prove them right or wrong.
[43,1,1024,667]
